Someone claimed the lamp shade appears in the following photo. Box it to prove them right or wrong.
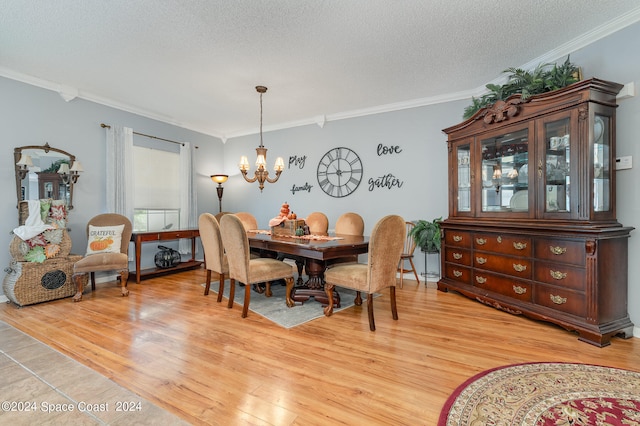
[17,154,33,167]
[239,156,250,171]
[211,174,229,184]
[57,163,70,174]
[70,161,84,172]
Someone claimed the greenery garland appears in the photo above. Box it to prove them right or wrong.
[463,56,581,120]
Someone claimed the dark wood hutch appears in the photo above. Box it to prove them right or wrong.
[437,78,634,347]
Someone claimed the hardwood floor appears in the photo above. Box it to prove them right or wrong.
[1,268,638,425]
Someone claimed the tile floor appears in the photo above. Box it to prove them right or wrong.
[0,321,189,425]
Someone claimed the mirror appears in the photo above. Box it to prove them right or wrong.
[14,143,81,214]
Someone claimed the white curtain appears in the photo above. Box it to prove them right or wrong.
[106,125,135,260]
[179,142,198,254]
[106,126,135,217]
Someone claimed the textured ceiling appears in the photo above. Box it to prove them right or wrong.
[2,1,640,140]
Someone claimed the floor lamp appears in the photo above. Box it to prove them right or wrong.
[211,174,228,213]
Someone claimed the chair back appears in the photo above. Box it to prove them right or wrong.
[86,213,132,255]
[367,215,405,293]
[199,213,225,273]
[335,212,364,236]
[305,212,329,235]
[214,211,231,223]
[234,212,258,231]
[220,214,251,284]
[403,221,418,256]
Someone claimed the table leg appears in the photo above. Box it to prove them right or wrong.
[291,258,341,307]
[134,236,142,284]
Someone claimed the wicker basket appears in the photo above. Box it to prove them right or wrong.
[9,230,72,261]
[3,255,87,307]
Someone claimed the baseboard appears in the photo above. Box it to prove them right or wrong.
[0,295,8,304]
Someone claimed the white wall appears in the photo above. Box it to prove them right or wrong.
[1,21,639,337]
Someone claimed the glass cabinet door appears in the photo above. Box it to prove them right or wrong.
[480,128,529,213]
[543,117,571,214]
[456,143,471,212]
[593,114,610,212]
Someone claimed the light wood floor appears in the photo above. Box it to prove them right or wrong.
[1,269,639,425]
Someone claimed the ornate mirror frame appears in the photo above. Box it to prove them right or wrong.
[14,143,78,214]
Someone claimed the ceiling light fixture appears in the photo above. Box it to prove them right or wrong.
[238,86,284,192]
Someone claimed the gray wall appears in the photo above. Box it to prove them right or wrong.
[1,21,639,337]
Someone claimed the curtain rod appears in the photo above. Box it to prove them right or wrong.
[100,123,198,148]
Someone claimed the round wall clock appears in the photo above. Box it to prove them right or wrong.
[316,147,363,198]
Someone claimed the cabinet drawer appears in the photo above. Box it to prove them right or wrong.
[535,285,585,317]
[534,238,586,266]
[444,230,472,248]
[445,248,471,266]
[473,252,532,279]
[444,264,471,284]
[473,233,532,256]
[472,271,532,302]
[534,261,586,291]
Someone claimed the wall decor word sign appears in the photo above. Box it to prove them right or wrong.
[377,144,403,156]
[368,173,404,191]
[290,182,313,195]
[289,155,307,169]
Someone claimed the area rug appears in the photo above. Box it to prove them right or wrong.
[439,362,640,425]
[205,280,367,328]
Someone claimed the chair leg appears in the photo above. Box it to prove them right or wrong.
[91,272,96,290]
[242,282,251,318]
[227,279,235,309]
[354,291,362,306]
[72,272,87,302]
[399,260,404,289]
[285,277,295,307]
[390,286,398,321]
[265,281,272,297]
[409,258,420,283]
[204,269,212,295]
[217,272,225,303]
[323,283,335,316]
[119,269,130,297]
[367,294,376,331]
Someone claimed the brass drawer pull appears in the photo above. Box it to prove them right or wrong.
[513,285,527,295]
[453,270,463,278]
[475,276,487,284]
[476,257,487,264]
[550,246,567,255]
[453,253,463,260]
[512,263,527,272]
[476,238,487,245]
[550,270,567,280]
[513,242,527,250]
[550,294,567,305]
[453,235,463,242]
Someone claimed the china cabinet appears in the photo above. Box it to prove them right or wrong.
[437,78,634,347]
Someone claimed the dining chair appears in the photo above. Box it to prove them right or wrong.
[335,212,364,236]
[234,212,258,231]
[398,221,420,288]
[305,212,329,235]
[199,213,234,306]
[214,211,231,223]
[72,213,132,302]
[324,215,405,331]
[219,214,295,317]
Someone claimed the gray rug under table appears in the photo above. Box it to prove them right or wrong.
[206,280,369,328]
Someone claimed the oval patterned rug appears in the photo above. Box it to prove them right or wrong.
[439,362,640,425]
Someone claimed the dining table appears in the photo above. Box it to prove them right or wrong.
[247,231,369,307]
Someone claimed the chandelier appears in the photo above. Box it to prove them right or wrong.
[238,86,284,192]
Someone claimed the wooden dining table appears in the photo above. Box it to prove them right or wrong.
[247,231,369,306]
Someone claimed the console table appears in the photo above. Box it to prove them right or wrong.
[130,229,202,283]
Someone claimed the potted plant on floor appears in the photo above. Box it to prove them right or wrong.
[410,217,442,279]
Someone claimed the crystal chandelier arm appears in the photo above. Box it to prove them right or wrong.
[240,169,259,183]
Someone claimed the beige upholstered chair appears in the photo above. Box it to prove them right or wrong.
[219,214,295,318]
[214,211,231,223]
[335,212,364,236]
[234,212,258,231]
[72,213,132,302]
[324,215,405,331]
[305,212,329,235]
[199,213,234,306]
[398,221,420,288]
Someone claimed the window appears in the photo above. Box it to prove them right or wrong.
[132,145,180,232]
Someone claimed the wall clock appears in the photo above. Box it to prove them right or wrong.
[316,147,363,198]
